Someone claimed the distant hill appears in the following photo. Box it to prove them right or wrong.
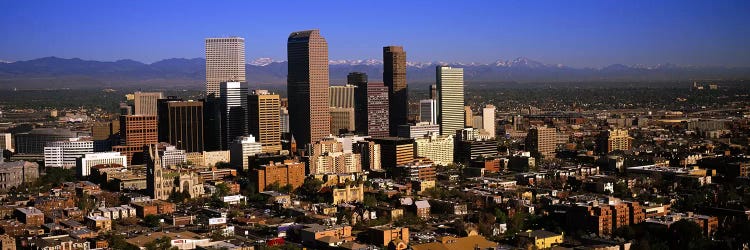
[0,56,748,89]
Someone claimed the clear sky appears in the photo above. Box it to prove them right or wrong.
[1,0,749,67]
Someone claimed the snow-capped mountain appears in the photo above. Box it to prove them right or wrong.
[248,57,281,66]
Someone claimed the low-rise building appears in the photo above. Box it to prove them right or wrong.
[516,230,563,249]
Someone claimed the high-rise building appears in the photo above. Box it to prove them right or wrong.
[482,104,496,139]
[288,30,330,147]
[383,46,408,135]
[248,90,282,153]
[158,100,204,153]
[526,126,556,159]
[436,66,465,136]
[464,106,474,127]
[91,120,119,141]
[0,133,13,153]
[368,137,414,169]
[330,107,355,135]
[280,107,290,133]
[252,160,306,192]
[133,92,163,116]
[44,138,94,168]
[596,129,632,154]
[230,135,262,171]
[329,85,356,108]
[113,115,158,163]
[419,99,437,124]
[205,37,246,96]
[308,138,362,174]
[220,81,248,149]
[429,84,437,100]
[350,73,389,137]
[397,122,440,139]
[414,134,454,166]
[354,141,381,171]
[76,152,127,177]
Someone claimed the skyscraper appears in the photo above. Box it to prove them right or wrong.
[383,46,407,136]
[482,104,496,139]
[220,81,248,149]
[113,115,158,164]
[436,66,465,136]
[366,83,390,137]
[464,106,474,127]
[526,126,556,159]
[329,85,356,108]
[350,72,369,135]
[248,90,282,153]
[230,135,262,171]
[159,100,204,153]
[133,92,163,116]
[205,37,246,96]
[287,30,330,147]
[430,84,437,100]
[419,99,437,125]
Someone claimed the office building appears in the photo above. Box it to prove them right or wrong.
[414,134,454,166]
[436,66,465,136]
[280,107,290,133]
[0,133,14,153]
[252,160,306,192]
[419,99,437,124]
[482,104,496,139]
[308,139,362,174]
[397,122,440,139]
[229,135,262,171]
[14,128,76,154]
[383,46,408,135]
[329,85,356,108]
[464,106,473,127]
[330,107,355,134]
[205,37,246,96]
[353,141,381,171]
[526,126,556,158]
[364,82,390,137]
[91,120,119,141]
[76,152,127,177]
[368,137,414,169]
[597,129,632,154]
[133,92,163,116]
[248,90,282,153]
[159,146,186,168]
[220,81,248,149]
[113,115,157,163]
[44,138,94,168]
[202,97,223,151]
[430,84,437,100]
[158,100,204,153]
[455,140,497,163]
[288,29,330,147]
[0,161,39,191]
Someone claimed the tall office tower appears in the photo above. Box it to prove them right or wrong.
[368,137,414,169]
[383,46,408,136]
[230,135,262,171]
[205,37,246,96]
[288,30,330,147]
[156,96,182,142]
[419,99,437,124]
[329,85,356,108]
[220,82,248,150]
[526,126,556,159]
[436,66,465,136]
[350,72,369,134]
[159,100,204,152]
[464,106,474,127]
[482,104,496,139]
[133,92,164,116]
[280,107,290,133]
[596,129,632,154]
[365,82,390,137]
[248,90,282,153]
[113,115,158,163]
[0,133,13,153]
[353,141,381,171]
[330,107,355,134]
[430,84,437,100]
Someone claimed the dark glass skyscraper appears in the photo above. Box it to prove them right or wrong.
[383,46,407,136]
[287,30,330,148]
[220,81,248,150]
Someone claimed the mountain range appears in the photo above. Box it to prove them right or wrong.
[0,57,748,89]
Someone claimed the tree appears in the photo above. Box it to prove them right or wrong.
[669,219,710,250]
[108,234,140,250]
[143,215,161,228]
[144,236,177,250]
[297,177,324,202]
[215,182,231,197]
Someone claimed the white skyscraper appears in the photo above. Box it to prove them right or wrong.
[419,99,437,124]
[220,81,248,149]
[482,104,496,139]
[436,66,465,136]
[205,37,246,96]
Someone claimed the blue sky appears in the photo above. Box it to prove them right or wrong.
[1,0,748,67]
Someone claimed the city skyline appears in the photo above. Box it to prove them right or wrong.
[1,1,749,67]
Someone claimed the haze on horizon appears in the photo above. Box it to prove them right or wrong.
[1,0,749,68]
